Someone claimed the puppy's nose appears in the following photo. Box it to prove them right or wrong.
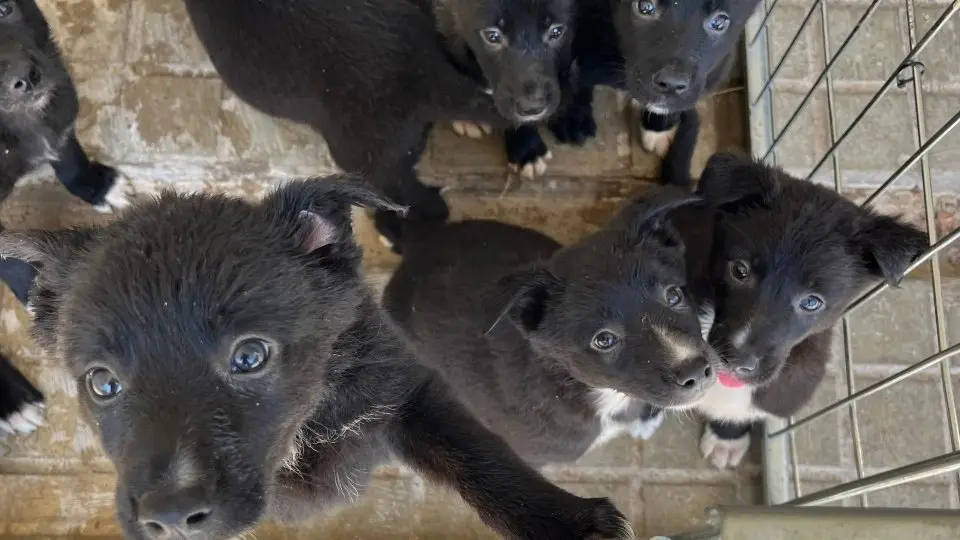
[652,67,691,95]
[515,80,553,119]
[727,353,760,375]
[671,359,714,388]
[137,489,214,538]
[4,59,41,94]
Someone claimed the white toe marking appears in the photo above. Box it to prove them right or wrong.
[629,411,664,440]
[1,308,21,332]
[20,403,45,427]
[377,234,395,249]
[518,151,553,179]
[700,427,751,469]
[4,402,45,435]
[25,300,36,318]
[94,174,133,214]
[451,121,492,139]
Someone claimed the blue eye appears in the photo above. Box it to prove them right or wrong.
[87,368,123,400]
[798,295,824,312]
[231,339,270,373]
[707,12,730,33]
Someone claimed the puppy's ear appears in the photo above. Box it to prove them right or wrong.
[855,213,928,286]
[0,228,95,270]
[696,152,780,211]
[267,174,407,255]
[614,184,700,234]
[486,268,565,335]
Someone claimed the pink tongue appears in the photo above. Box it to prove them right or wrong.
[717,372,746,388]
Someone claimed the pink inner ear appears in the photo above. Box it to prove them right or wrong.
[298,210,337,253]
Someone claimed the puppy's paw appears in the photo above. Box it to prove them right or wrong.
[548,105,598,146]
[700,426,750,469]
[451,121,493,139]
[629,410,664,441]
[572,498,635,539]
[506,126,552,179]
[0,373,45,438]
[639,126,678,159]
[92,166,133,214]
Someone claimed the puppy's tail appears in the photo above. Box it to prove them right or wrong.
[660,108,701,190]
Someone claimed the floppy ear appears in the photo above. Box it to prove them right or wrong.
[486,267,565,335]
[696,152,781,210]
[0,228,95,270]
[614,184,700,234]
[855,213,928,286]
[267,174,408,255]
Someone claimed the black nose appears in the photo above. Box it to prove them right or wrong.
[6,61,42,94]
[137,490,214,538]
[652,67,691,94]
[727,353,760,374]
[672,359,714,388]
[515,80,552,118]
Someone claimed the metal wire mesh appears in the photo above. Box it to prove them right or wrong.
[744,0,960,509]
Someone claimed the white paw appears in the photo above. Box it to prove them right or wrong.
[640,126,677,159]
[700,427,750,469]
[629,411,664,440]
[508,150,553,179]
[0,401,45,437]
[377,234,395,250]
[94,173,133,214]
[24,299,36,318]
[451,121,493,139]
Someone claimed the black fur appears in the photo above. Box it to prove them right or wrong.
[180,0,576,250]
[383,183,720,464]
[0,0,124,438]
[544,0,761,176]
[665,152,928,467]
[0,176,634,539]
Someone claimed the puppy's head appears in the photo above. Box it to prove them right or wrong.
[611,0,760,112]
[698,153,928,388]
[445,0,575,123]
[494,186,718,409]
[0,0,68,115]
[0,177,406,540]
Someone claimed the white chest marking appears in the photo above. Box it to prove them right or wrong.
[696,383,767,423]
[588,389,662,453]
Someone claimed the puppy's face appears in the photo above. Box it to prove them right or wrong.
[497,187,719,409]
[612,0,760,112]
[698,153,928,388]
[1,179,406,540]
[0,0,66,114]
[451,0,575,123]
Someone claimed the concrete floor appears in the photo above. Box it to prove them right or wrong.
[1,0,959,538]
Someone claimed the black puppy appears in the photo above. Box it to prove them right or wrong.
[0,0,125,440]
[651,152,928,469]
[0,177,634,540]
[181,0,576,249]
[382,180,720,464]
[512,0,761,179]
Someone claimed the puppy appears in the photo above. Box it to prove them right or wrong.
[0,177,634,540]
[512,0,761,179]
[654,152,929,469]
[181,0,576,249]
[0,0,126,440]
[383,180,720,464]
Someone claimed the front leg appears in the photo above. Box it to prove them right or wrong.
[0,353,45,437]
[51,131,127,212]
[636,106,681,159]
[700,420,753,470]
[505,125,552,179]
[548,85,597,146]
[388,375,634,539]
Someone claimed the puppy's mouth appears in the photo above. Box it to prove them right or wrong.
[716,370,748,389]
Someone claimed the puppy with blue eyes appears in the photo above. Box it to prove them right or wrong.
[382,180,721,464]
[658,152,929,469]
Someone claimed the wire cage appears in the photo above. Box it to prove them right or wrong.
[659,0,960,538]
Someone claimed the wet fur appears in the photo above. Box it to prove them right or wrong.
[0,0,123,441]
[383,182,721,465]
[0,177,633,539]
[181,0,575,251]
[664,151,928,468]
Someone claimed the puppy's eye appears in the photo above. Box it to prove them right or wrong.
[729,260,750,282]
[545,24,565,42]
[798,295,825,312]
[634,0,657,17]
[481,28,503,45]
[591,330,621,351]
[664,285,684,307]
[706,11,731,33]
[86,368,123,401]
[0,2,13,19]
[231,338,270,374]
